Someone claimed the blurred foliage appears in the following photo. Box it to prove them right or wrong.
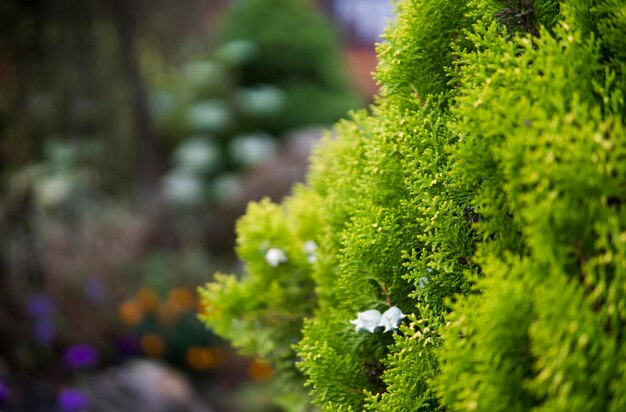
[153,0,363,211]
[0,0,366,410]
[218,0,363,132]
[153,42,283,209]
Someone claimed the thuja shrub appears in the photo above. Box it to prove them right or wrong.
[200,0,626,410]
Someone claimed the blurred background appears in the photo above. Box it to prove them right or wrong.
[0,0,392,410]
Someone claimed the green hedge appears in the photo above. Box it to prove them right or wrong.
[200,0,626,410]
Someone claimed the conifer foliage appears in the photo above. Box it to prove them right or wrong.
[200,0,626,410]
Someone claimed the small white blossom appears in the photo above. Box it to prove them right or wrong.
[265,248,288,267]
[161,170,203,206]
[173,137,220,174]
[350,309,382,333]
[303,240,318,254]
[303,240,318,263]
[229,133,277,167]
[418,277,429,289]
[379,306,406,333]
[35,175,73,207]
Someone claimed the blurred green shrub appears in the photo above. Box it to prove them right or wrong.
[218,0,363,132]
[153,46,279,208]
[153,0,363,209]
[200,0,626,410]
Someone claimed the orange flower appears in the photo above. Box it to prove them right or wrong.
[140,333,166,358]
[248,359,273,382]
[157,304,179,326]
[136,288,160,313]
[118,300,143,326]
[167,288,193,312]
[186,346,216,370]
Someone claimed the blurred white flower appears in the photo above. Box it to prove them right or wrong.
[236,85,286,117]
[379,306,406,333]
[303,240,318,253]
[265,248,288,267]
[161,170,204,206]
[174,137,221,174]
[350,309,382,333]
[303,240,318,264]
[187,100,232,134]
[35,175,73,208]
[228,133,277,167]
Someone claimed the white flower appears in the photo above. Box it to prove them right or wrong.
[173,137,220,174]
[303,240,318,254]
[350,309,382,333]
[418,277,429,289]
[187,100,233,134]
[303,240,318,263]
[229,133,277,167]
[236,86,286,117]
[379,306,406,333]
[35,175,73,207]
[161,170,204,206]
[265,248,288,267]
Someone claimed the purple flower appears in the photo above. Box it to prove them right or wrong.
[63,344,99,370]
[83,276,106,304]
[33,319,57,345]
[0,380,10,403]
[58,388,90,412]
[26,294,54,319]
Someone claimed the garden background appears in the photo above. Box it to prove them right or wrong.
[0,0,389,410]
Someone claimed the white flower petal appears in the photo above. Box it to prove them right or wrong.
[379,306,406,333]
[350,309,382,333]
[418,277,429,289]
[265,248,288,267]
[303,240,318,254]
[303,240,318,264]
